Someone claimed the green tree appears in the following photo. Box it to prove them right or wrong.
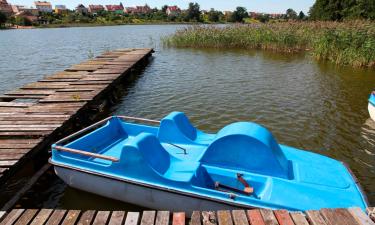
[298,11,306,20]
[208,8,220,22]
[186,2,201,22]
[286,8,298,19]
[231,6,248,22]
[161,5,168,13]
[308,0,375,20]
[0,11,8,26]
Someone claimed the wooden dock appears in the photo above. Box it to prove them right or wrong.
[0,48,153,184]
[0,208,374,225]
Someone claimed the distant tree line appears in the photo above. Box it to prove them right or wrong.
[1,0,374,28]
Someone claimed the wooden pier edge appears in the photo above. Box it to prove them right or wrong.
[0,207,374,225]
[0,48,154,204]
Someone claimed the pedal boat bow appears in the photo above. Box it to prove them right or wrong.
[50,112,369,213]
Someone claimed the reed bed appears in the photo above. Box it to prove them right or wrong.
[163,21,375,68]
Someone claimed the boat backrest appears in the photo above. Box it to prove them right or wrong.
[133,133,171,175]
[158,112,197,143]
[200,122,291,179]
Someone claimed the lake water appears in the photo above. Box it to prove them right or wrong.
[0,25,374,208]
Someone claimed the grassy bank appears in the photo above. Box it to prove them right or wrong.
[163,21,375,68]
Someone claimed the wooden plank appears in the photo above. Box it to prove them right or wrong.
[320,208,343,225]
[6,89,56,96]
[124,212,140,225]
[30,209,53,225]
[348,207,375,225]
[305,210,328,225]
[202,212,217,225]
[108,211,126,225]
[0,95,44,100]
[76,210,96,225]
[0,139,41,144]
[259,209,278,225]
[140,211,156,225]
[92,211,110,225]
[14,209,38,225]
[273,210,294,225]
[189,211,201,225]
[61,210,81,225]
[217,211,233,225]
[0,209,25,225]
[45,209,67,225]
[0,153,24,160]
[334,208,361,225]
[0,102,34,108]
[232,210,248,225]
[289,212,308,225]
[247,210,266,225]
[172,213,185,225]
[0,161,18,167]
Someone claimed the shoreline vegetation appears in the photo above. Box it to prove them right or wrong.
[163,21,375,68]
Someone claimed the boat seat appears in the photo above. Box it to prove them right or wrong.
[135,133,200,182]
[158,112,215,145]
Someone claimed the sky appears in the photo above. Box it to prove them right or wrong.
[8,0,316,13]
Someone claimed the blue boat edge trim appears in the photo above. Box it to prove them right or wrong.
[341,161,370,208]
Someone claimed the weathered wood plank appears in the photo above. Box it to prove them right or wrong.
[305,210,328,225]
[140,211,156,225]
[30,209,53,225]
[0,209,25,225]
[217,211,233,225]
[0,160,18,167]
[189,211,201,225]
[0,102,34,108]
[320,208,343,225]
[202,212,217,225]
[76,210,96,225]
[61,210,81,225]
[334,208,361,225]
[348,207,375,225]
[124,212,140,225]
[14,209,38,225]
[172,213,185,225]
[231,210,248,225]
[289,212,309,225]
[6,89,56,96]
[259,209,278,225]
[92,211,111,225]
[45,209,67,225]
[108,211,126,225]
[273,210,293,225]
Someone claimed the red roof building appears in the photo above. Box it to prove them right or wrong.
[166,6,180,16]
[105,3,124,12]
[88,4,105,13]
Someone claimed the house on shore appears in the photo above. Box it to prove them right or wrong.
[105,3,124,14]
[88,4,104,14]
[124,5,151,14]
[76,4,88,15]
[34,1,52,13]
[0,0,13,16]
[54,5,68,14]
[166,6,180,16]
[11,5,39,16]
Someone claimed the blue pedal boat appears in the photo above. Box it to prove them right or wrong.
[50,112,369,213]
[369,91,375,121]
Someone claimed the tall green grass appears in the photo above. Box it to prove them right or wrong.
[163,21,375,68]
